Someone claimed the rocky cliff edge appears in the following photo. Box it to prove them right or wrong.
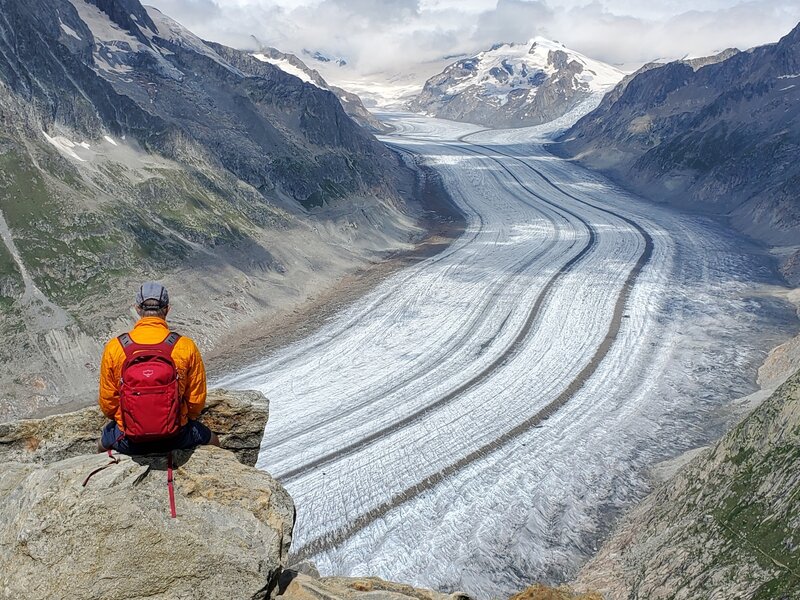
[0,391,465,600]
[0,390,294,599]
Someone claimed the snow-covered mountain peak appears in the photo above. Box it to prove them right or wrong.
[454,37,623,98]
[410,37,624,128]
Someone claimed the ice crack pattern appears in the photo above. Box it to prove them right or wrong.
[216,115,794,598]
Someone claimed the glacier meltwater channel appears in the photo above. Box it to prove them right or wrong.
[216,114,793,597]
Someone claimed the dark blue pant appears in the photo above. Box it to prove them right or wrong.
[101,420,213,454]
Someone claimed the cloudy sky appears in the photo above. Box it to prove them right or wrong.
[147,0,800,74]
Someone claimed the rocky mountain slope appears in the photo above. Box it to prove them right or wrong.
[0,0,424,419]
[553,24,800,283]
[409,38,623,128]
[251,45,390,132]
[573,367,800,599]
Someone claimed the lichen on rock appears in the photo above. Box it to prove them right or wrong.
[0,388,292,600]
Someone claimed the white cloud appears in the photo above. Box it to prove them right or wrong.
[146,0,800,75]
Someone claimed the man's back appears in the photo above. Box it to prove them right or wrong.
[99,316,207,429]
[97,282,217,454]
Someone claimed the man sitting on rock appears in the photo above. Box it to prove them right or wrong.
[98,282,220,454]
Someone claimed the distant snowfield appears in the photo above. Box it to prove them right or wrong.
[252,53,321,87]
[441,37,623,100]
[217,114,794,597]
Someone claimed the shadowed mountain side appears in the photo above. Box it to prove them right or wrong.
[553,24,800,283]
[0,0,399,205]
[249,44,392,133]
[0,0,428,418]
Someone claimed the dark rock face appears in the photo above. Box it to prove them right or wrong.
[555,26,800,265]
[0,0,400,207]
[89,0,158,40]
[251,46,391,133]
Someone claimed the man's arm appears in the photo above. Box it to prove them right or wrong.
[185,340,207,420]
[98,340,120,420]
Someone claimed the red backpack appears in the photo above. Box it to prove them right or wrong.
[118,332,182,442]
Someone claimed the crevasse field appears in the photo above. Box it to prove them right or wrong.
[216,112,793,598]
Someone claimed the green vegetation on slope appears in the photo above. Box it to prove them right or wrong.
[0,136,287,316]
[577,370,800,599]
[711,375,800,598]
[0,146,124,305]
[0,239,23,308]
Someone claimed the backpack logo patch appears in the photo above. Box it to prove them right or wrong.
[143,369,155,378]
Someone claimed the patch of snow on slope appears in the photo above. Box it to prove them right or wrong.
[67,1,240,80]
[59,20,82,41]
[67,0,178,79]
[144,7,243,77]
[42,131,86,162]
[252,54,322,87]
[67,0,143,49]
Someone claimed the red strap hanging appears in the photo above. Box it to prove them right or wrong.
[83,447,177,520]
[167,451,177,519]
[82,449,120,487]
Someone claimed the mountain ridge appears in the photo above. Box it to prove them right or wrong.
[552,23,800,283]
[0,0,426,419]
[249,44,390,133]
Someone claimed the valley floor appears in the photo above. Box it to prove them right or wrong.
[204,163,464,378]
[215,114,798,598]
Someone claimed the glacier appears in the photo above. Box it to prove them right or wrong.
[216,114,795,597]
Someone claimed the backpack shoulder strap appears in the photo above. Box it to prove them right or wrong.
[117,331,181,360]
[160,332,181,359]
[117,333,135,358]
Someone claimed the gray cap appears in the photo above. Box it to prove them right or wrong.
[136,282,169,307]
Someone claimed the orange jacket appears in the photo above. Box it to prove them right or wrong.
[98,317,207,429]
